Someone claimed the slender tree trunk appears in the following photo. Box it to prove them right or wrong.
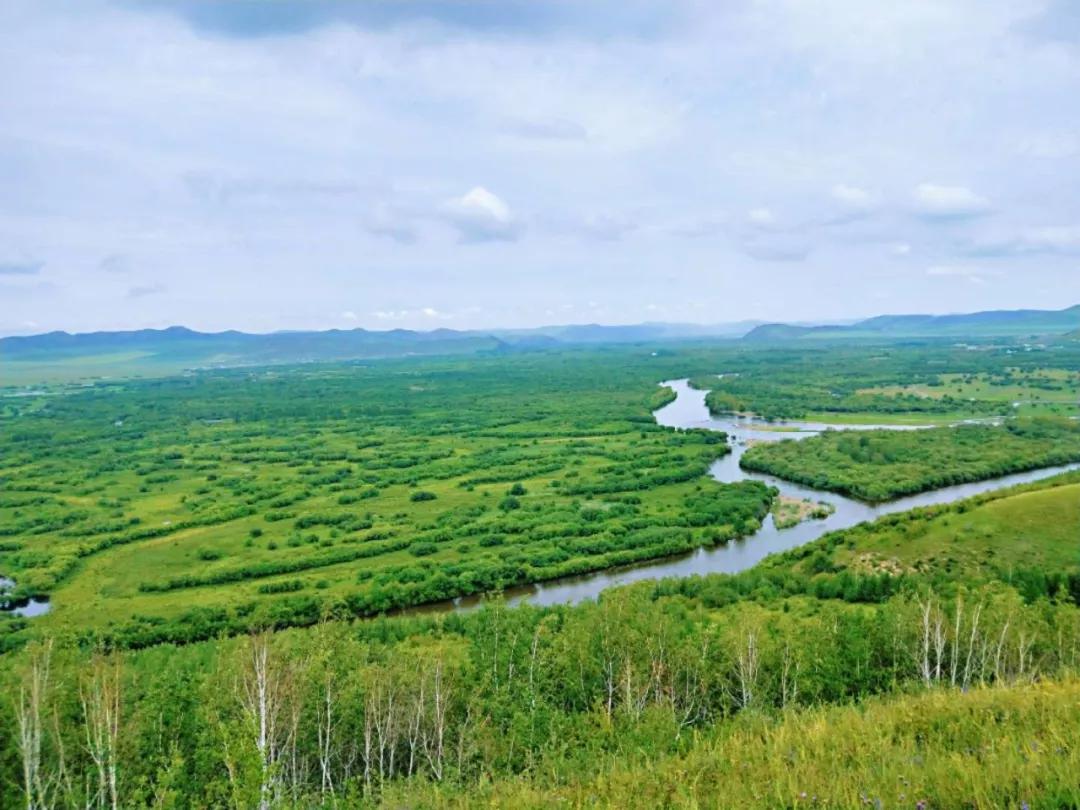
[80,653,122,810]
[14,640,53,810]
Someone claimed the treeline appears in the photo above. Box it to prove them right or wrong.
[741,418,1080,502]
[689,344,1080,422]
[2,579,1079,808]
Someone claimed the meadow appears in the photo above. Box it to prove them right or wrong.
[5,342,1080,651]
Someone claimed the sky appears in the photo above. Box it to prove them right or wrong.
[2,0,1080,335]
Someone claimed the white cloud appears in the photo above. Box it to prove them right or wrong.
[373,307,448,323]
[439,187,522,243]
[126,283,166,298]
[913,183,991,219]
[504,117,588,142]
[2,1,1080,333]
[1015,225,1080,253]
[926,265,975,276]
[98,254,130,274]
[374,310,408,321]
[365,203,417,245]
[561,213,638,242]
[831,184,876,210]
[1015,132,1079,160]
[341,310,358,321]
[964,225,1080,257]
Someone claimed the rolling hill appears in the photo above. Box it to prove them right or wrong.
[743,304,1080,342]
[0,322,754,384]
[5,304,1080,384]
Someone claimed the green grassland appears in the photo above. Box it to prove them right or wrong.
[438,679,1080,809]
[859,368,1080,418]
[0,351,182,386]
[773,474,1080,586]
[5,342,1080,807]
[740,417,1080,502]
[7,343,1080,652]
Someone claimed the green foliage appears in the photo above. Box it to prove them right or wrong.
[742,418,1080,501]
[0,347,768,644]
[5,340,1080,805]
[697,347,1080,422]
[2,572,1078,807]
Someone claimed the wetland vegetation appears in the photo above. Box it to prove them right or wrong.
[741,417,1080,502]
[4,338,1080,807]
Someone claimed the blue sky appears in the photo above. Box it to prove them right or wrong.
[1,0,1079,334]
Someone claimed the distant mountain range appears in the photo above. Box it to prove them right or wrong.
[3,306,1079,383]
[0,321,757,382]
[0,321,755,363]
[743,305,1080,342]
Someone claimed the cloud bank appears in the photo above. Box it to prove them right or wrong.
[1,0,1080,334]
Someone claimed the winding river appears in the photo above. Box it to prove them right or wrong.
[8,379,1078,620]
[422,378,1080,611]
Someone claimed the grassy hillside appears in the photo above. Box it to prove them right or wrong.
[421,679,1080,808]
[765,472,1080,594]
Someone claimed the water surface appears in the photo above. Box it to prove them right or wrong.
[416,378,1078,611]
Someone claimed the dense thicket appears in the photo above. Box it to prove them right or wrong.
[2,573,1078,808]
[741,417,1080,501]
[0,347,772,649]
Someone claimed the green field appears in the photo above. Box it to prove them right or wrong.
[773,475,1080,585]
[861,368,1080,417]
[7,343,1080,648]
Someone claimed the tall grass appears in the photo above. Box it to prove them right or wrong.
[389,678,1080,809]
